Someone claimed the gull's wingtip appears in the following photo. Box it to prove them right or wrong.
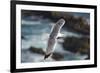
[60,18,65,21]
[56,18,65,26]
[44,53,52,60]
[59,18,65,22]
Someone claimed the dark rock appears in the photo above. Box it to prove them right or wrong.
[64,17,90,35]
[52,52,64,61]
[29,47,45,55]
[62,37,90,57]
[22,10,52,18]
[50,12,90,35]
[29,46,64,61]
[21,35,25,39]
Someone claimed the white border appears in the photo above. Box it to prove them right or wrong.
[16,4,95,69]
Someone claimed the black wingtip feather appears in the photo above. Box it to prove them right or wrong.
[44,53,52,60]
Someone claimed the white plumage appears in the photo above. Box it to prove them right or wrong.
[44,18,65,60]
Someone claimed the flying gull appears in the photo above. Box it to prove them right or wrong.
[44,18,65,60]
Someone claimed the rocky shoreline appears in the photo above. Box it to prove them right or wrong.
[62,37,90,59]
[50,12,90,35]
[29,46,64,61]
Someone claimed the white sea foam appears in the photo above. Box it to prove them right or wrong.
[22,20,41,25]
[62,29,83,37]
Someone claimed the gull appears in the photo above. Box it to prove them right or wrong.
[44,18,65,60]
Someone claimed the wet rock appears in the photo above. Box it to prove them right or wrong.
[50,12,90,35]
[21,35,26,39]
[29,47,45,55]
[52,52,64,61]
[62,37,90,58]
[22,10,52,18]
[29,46,64,61]
[64,16,90,35]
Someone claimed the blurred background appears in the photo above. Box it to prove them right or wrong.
[21,10,90,63]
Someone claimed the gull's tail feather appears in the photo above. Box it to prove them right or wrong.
[44,53,52,60]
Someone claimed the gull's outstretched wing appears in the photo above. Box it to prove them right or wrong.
[44,19,65,60]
